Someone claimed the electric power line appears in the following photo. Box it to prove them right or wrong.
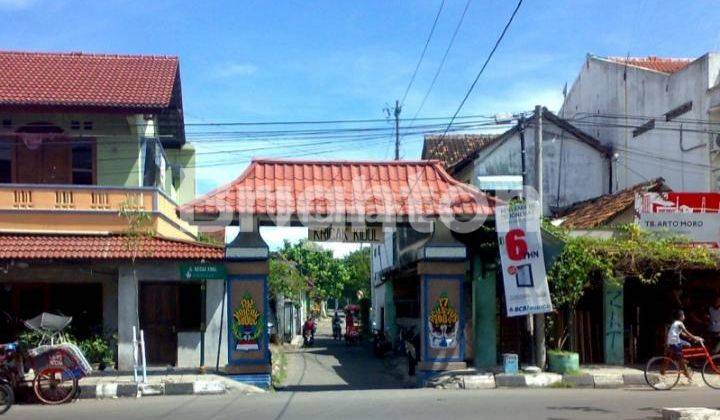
[407,0,474,124]
[437,0,524,140]
[400,0,447,106]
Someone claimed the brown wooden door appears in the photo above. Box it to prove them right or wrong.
[139,283,178,366]
[42,141,71,184]
[14,141,43,183]
[13,140,72,184]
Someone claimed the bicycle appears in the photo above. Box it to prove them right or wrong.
[644,340,720,390]
[0,378,12,415]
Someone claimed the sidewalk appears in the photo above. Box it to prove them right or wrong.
[425,365,698,390]
[76,372,266,399]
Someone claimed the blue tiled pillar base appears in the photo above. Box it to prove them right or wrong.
[228,373,272,389]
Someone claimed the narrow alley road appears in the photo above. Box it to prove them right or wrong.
[281,316,410,391]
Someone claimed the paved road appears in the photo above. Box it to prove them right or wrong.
[7,388,720,420]
[7,320,720,419]
[281,316,410,391]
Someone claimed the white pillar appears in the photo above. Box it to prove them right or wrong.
[117,266,138,371]
[204,279,228,369]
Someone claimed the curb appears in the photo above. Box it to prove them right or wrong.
[428,371,654,390]
[77,380,228,399]
[662,407,720,420]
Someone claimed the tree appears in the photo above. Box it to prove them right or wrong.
[268,256,306,301]
[343,247,371,302]
[277,240,350,315]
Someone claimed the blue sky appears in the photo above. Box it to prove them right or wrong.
[1,0,719,254]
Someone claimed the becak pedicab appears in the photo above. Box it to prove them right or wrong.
[344,304,361,345]
[0,313,92,409]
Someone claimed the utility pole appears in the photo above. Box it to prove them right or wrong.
[394,100,402,160]
[533,104,546,369]
[518,114,535,364]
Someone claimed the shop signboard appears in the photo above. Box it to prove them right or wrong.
[635,192,720,248]
[180,263,226,280]
[495,201,553,317]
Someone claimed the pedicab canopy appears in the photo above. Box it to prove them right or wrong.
[177,158,496,223]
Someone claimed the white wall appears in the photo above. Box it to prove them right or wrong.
[473,119,609,214]
[116,262,227,371]
[562,54,720,192]
[370,229,394,330]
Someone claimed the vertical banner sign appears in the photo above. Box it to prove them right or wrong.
[495,201,553,317]
[227,276,269,366]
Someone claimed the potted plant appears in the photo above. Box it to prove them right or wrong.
[546,234,614,374]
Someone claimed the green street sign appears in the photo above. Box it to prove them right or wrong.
[180,263,226,280]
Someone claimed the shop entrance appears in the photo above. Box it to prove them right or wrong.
[139,281,202,366]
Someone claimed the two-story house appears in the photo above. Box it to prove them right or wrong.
[0,51,227,371]
[561,54,720,192]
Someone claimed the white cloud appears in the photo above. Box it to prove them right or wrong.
[0,0,35,9]
[214,62,258,78]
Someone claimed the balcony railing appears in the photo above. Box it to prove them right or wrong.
[0,184,197,241]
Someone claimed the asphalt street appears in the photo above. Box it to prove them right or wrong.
[6,321,720,420]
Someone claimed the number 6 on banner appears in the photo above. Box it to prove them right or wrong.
[505,228,527,261]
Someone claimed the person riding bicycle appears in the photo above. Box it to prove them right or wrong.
[667,309,704,381]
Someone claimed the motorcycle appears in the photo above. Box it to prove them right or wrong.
[332,320,342,341]
[372,329,392,358]
[303,329,315,347]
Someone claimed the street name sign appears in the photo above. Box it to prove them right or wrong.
[308,226,383,243]
[495,201,553,317]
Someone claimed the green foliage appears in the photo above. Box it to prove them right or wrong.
[269,257,306,300]
[545,222,717,350]
[197,232,223,246]
[270,345,287,389]
[118,195,154,261]
[77,335,115,365]
[342,247,371,302]
[278,240,349,300]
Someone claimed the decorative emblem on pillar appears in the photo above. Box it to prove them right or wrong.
[232,293,264,351]
[428,292,459,349]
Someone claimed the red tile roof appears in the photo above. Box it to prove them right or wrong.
[178,158,496,220]
[607,56,692,74]
[0,234,224,260]
[556,178,668,229]
[0,51,179,109]
[422,134,500,170]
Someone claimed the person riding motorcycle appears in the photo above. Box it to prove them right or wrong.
[332,311,342,340]
[302,317,316,345]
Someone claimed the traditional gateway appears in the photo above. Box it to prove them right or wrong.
[177,158,498,383]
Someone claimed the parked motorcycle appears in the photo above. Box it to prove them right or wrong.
[372,329,392,358]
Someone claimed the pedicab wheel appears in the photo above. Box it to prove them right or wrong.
[0,383,13,415]
[33,367,78,405]
[701,355,720,389]
[645,356,680,390]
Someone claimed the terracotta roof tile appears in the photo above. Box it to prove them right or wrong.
[422,134,500,169]
[178,158,495,220]
[0,234,223,260]
[557,178,668,229]
[0,51,178,109]
[607,56,692,74]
